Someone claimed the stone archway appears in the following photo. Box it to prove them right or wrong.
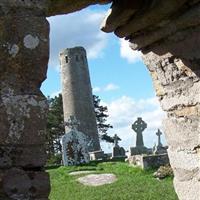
[0,1,199,200]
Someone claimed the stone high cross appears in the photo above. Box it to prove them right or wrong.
[113,134,121,147]
[156,129,163,147]
[132,117,147,147]
[64,115,80,131]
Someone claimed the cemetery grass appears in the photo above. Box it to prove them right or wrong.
[47,162,178,200]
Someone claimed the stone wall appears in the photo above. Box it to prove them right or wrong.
[129,154,169,170]
[101,1,200,199]
[0,1,50,199]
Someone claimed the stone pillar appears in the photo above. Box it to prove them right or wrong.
[0,7,50,200]
[142,26,200,200]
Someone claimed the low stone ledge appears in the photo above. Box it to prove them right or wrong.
[128,154,169,170]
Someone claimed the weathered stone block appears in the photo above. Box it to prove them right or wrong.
[163,116,200,149]
[129,146,148,156]
[0,95,48,145]
[174,177,200,200]
[0,145,47,168]
[160,81,200,111]
[1,168,50,200]
[167,148,199,174]
[89,150,104,161]
[0,11,50,199]
[128,154,169,170]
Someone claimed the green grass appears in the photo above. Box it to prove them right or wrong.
[47,162,178,200]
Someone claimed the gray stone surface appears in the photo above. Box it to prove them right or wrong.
[132,117,147,147]
[112,134,126,158]
[112,146,126,158]
[60,47,100,152]
[129,154,169,170]
[0,5,50,199]
[77,174,117,186]
[69,171,96,176]
[129,146,148,156]
[156,129,163,148]
[152,129,167,155]
[100,1,200,198]
[61,116,90,166]
[89,150,104,161]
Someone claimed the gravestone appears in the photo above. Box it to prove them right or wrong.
[132,117,147,147]
[112,134,126,158]
[61,116,90,166]
[89,150,105,161]
[113,134,120,147]
[129,117,148,155]
[153,129,167,155]
[156,129,163,147]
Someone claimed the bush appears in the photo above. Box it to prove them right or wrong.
[47,154,62,166]
[153,164,174,179]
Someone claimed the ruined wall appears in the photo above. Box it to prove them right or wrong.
[101,1,200,199]
[0,1,50,199]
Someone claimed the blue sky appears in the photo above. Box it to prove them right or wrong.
[41,4,166,152]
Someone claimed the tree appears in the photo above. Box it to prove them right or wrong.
[93,95,113,143]
[46,94,65,158]
[46,94,114,160]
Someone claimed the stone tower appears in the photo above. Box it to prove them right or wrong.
[60,46,100,151]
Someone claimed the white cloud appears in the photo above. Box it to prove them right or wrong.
[93,83,120,93]
[100,96,167,153]
[47,9,109,69]
[104,83,120,91]
[120,39,142,63]
[93,87,101,93]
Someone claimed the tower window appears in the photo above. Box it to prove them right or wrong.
[76,55,79,62]
[65,56,68,63]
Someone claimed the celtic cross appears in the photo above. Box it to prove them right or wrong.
[156,129,162,147]
[132,117,147,147]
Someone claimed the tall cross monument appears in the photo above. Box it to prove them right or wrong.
[156,129,163,147]
[132,117,147,147]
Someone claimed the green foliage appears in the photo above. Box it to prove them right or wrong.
[46,94,65,160]
[93,95,113,143]
[46,154,62,166]
[48,162,178,200]
[46,94,114,164]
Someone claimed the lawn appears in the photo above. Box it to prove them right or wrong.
[47,162,178,200]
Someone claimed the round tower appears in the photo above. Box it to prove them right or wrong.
[59,46,100,151]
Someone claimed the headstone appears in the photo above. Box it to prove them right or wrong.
[129,117,148,155]
[132,117,147,147]
[112,134,126,158]
[128,154,169,170]
[153,129,167,155]
[156,129,163,147]
[89,150,105,161]
[113,134,120,147]
[61,116,90,166]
